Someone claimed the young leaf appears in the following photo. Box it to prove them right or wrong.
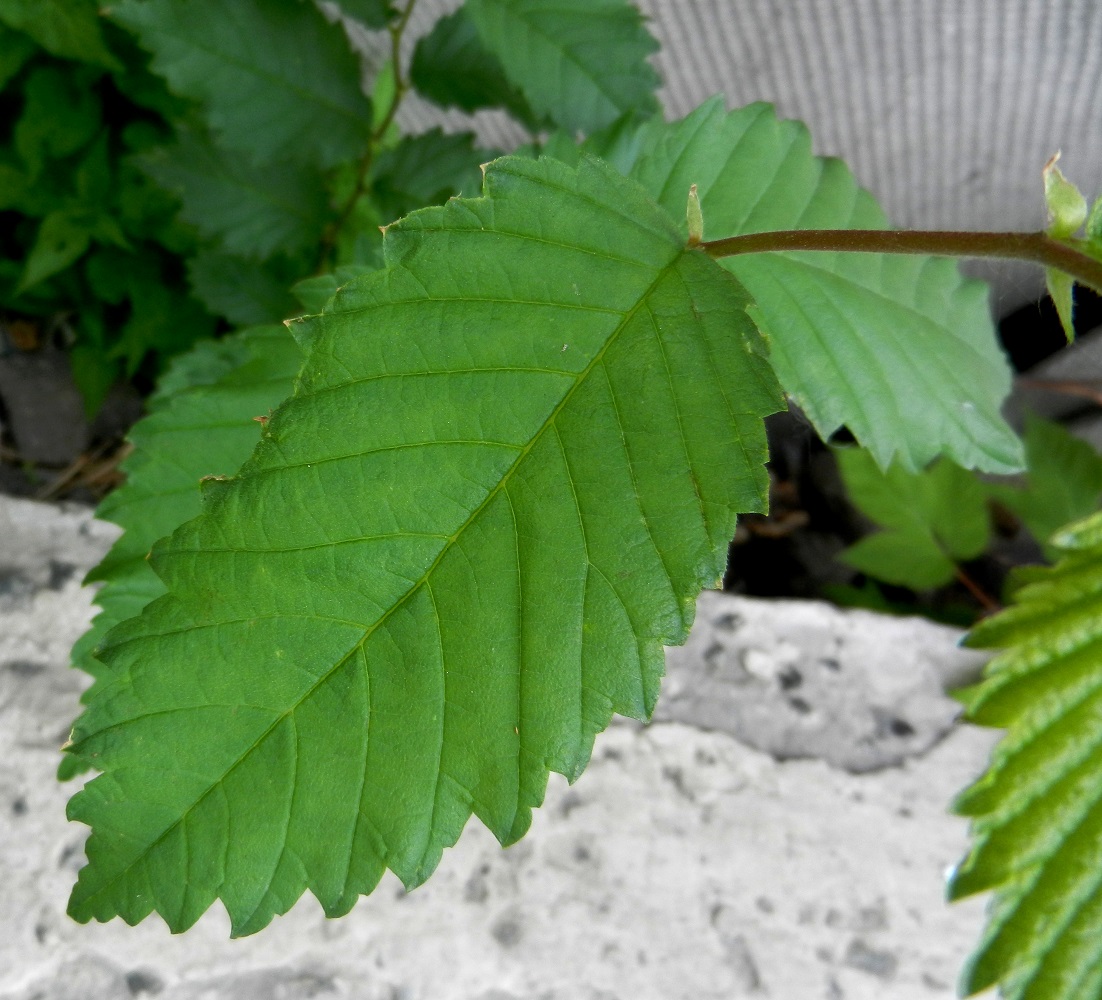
[951,510,1102,1000]
[0,0,121,70]
[13,65,102,176]
[66,155,783,935]
[465,0,660,134]
[140,129,330,260]
[1042,156,1089,341]
[988,414,1102,558]
[409,7,541,128]
[73,325,303,679]
[628,99,1023,474]
[110,0,373,169]
[1046,267,1076,342]
[835,447,990,589]
[1043,154,1088,240]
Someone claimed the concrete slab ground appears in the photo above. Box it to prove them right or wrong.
[0,495,998,999]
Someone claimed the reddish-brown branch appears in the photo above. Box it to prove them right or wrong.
[700,229,1102,295]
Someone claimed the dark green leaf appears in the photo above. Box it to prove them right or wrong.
[17,208,94,292]
[466,0,659,133]
[370,128,490,221]
[0,159,29,211]
[66,155,782,934]
[13,65,102,175]
[629,99,1023,473]
[112,279,216,376]
[141,129,329,259]
[835,447,990,589]
[951,510,1102,999]
[68,341,120,418]
[187,250,302,326]
[111,0,373,168]
[74,325,303,678]
[0,24,36,89]
[989,414,1102,557]
[410,7,540,128]
[0,0,121,69]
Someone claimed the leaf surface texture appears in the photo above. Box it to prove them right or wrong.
[628,100,1022,473]
[72,326,303,680]
[465,0,659,133]
[835,447,990,589]
[67,156,781,934]
[142,130,330,259]
[110,0,372,168]
[952,510,1102,999]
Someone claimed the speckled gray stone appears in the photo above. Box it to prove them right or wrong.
[657,592,989,772]
[0,496,999,1000]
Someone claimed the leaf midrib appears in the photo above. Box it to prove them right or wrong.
[75,245,687,916]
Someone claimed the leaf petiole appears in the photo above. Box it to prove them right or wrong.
[700,228,1102,297]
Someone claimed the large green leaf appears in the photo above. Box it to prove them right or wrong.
[835,447,990,590]
[628,99,1023,474]
[950,510,1102,999]
[409,7,540,128]
[110,0,372,169]
[465,0,660,134]
[73,325,303,681]
[66,155,782,934]
[141,130,329,259]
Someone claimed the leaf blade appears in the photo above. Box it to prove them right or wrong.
[141,129,330,259]
[73,325,304,680]
[67,155,782,933]
[465,0,660,133]
[110,0,372,168]
[836,446,991,590]
[629,99,1023,474]
[952,510,1102,999]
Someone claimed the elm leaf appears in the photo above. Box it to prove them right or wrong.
[629,99,1023,474]
[952,510,1102,999]
[465,0,660,133]
[141,130,329,260]
[66,155,782,934]
[835,447,990,590]
[410,7,540,128]
[110,0,373,168]
[73,326,303,680]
